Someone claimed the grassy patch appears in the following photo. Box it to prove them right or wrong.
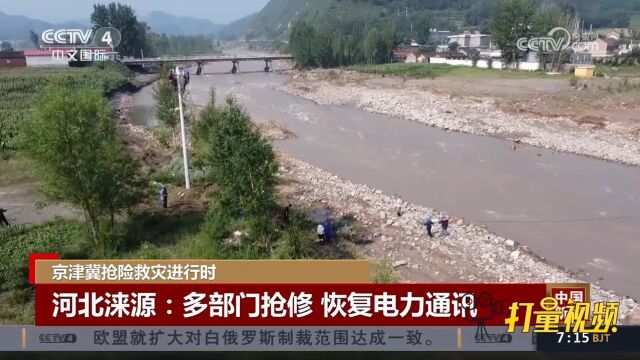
[121,211,206,255]
[350,63,551,79]
[371,260,397,284]
[0,220,88,290]
[0,288,34,325]
[595,64,640,77]
[0,157,34,187]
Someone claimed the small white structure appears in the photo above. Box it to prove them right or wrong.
[23,49,67,67]
[448,31,492,49]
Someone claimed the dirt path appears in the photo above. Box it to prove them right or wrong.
[0,185,80,226]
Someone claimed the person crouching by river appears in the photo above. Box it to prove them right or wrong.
[317,223,325,242]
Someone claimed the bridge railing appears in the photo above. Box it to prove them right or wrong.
[120,54,293,63]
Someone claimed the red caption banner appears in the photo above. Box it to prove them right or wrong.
[35,283,546,326]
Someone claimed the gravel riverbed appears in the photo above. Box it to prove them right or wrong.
[279,147,640,323]
[282,74,640,167]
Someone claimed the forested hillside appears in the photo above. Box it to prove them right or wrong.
[238,0,640,40]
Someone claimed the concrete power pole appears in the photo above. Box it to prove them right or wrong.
[175,66,191,190]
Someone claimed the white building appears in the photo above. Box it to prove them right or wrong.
[449,31,492,49]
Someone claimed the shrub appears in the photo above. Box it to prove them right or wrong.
[135,242,170,260]
[371,260,397,284]
[0,220,86,290]
[273,211,316,259]
[569,75,578,87]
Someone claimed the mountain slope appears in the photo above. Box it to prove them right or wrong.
[0,11,87,41]
[141,11,222,36]
[238,0,640,40]
[218,13,257,39]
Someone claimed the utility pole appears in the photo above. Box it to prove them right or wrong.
[175,66,191,189]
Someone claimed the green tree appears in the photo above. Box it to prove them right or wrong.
[0,41,13,52]
[415,17,432,45]
[20,84,145,254]
[153,64,179,144]
[490,0,537,66]
[90,2,150,57]
[315,28,335,68]
[289,21,318,68]
[198,96,278,217]
[29,30,40,48]
[532,1,577,70]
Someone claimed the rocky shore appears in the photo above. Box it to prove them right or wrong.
[278,152,640,323]
[282,72,640,167]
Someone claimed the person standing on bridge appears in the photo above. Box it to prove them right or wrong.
[0,208,9,227]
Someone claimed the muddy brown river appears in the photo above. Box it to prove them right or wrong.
[132,58,640,299]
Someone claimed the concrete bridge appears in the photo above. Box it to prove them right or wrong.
[119,54,293,73]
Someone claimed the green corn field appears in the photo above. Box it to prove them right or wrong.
[0,63,132,155]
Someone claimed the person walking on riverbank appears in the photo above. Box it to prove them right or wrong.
[440,213,450,236]
[0,208,9,227]
[425,215,434,238]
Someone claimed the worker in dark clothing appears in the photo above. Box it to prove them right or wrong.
[183,71,190,89]
[283,204,292,225]
[0,208,9,227]
[440,214,450,236]
[425,215,434,238]
[159,185,168,209]
[167,70,177,90]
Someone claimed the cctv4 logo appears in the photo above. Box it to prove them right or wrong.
[38,333,78,344]
[41,27,121,48]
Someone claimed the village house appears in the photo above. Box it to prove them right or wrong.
[23,49,69,67]
[394,46,421,62]
[448,31,492,50]
[0,51,27,68]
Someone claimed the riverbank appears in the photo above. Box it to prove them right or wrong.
[277,151,640,324]
[282,70,640,167]
[122,70,640,323]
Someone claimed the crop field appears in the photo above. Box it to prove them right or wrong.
[0,63,132,155]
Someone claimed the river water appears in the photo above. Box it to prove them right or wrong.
[132,59,640,299]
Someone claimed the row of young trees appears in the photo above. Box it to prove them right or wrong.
[289,21,399,68]
[18,66,308,260]
[289,0,615,69]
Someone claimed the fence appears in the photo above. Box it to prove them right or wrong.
[430,57,541,71]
